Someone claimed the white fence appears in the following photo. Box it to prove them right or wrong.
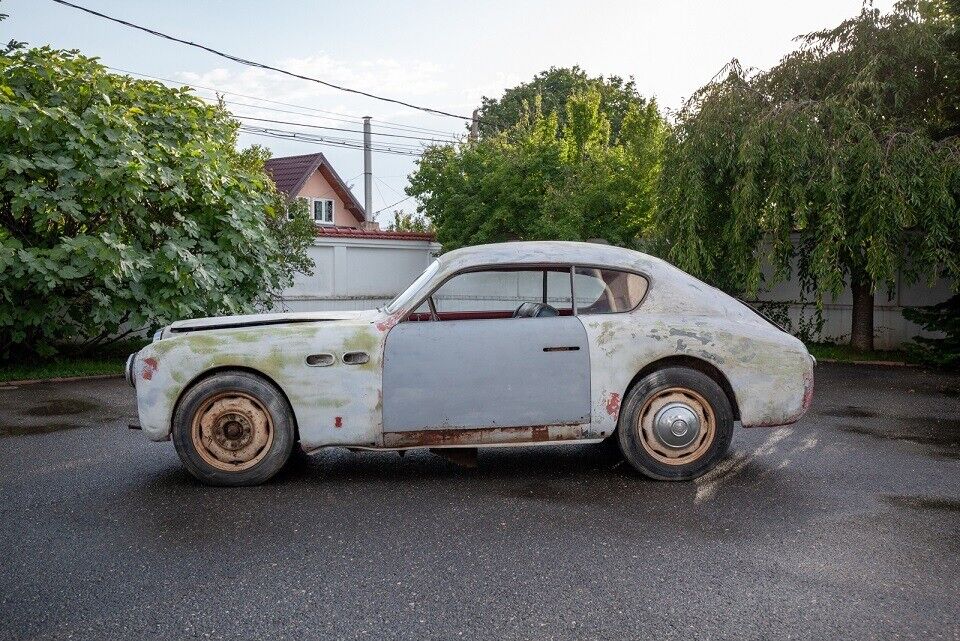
[280,235,951,348]
[279,234,440,312]
[751,259,953,349]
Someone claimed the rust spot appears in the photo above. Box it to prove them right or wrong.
[141,357,158,381]
[334,416,342,428]
[376,312,402,333]
[383,424,583,448]
[605,392,621,419]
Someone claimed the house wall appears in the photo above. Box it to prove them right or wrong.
[296,170,360,228]
[280,236,441,312]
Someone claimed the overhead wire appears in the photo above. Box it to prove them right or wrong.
[107,66,463,138]
[238,125,424,157]
[373,196,414,215]
[234,114,454,144]
[51,0,482,123]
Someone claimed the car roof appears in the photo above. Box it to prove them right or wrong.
[436,241,665,275]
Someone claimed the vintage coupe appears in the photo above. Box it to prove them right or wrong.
[128,241,815,486]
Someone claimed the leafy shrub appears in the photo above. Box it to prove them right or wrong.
[0,47,314,359]
[903,295,960,370]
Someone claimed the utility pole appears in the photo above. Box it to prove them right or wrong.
[363,116,373,221]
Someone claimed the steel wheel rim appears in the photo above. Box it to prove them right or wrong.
[637,387,716,466]
[191,391,274,472]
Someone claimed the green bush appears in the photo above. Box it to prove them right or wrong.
[903,295,960,370]
[0,47,314,359]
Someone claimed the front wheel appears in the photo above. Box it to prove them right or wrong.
[172,371,296,486]
[618,367,733,481]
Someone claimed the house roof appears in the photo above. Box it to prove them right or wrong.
[264,152,366,223]
[315,225,436,242]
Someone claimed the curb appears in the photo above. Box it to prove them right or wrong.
[0,373,124,387]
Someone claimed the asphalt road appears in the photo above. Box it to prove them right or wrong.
[0,363,958,641]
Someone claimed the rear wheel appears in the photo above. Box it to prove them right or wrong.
[172,371,295,486]
[618,367,733,480]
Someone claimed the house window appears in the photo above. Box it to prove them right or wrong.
[312,199,334,225]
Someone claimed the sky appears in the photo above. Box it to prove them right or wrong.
[3,0,895,226]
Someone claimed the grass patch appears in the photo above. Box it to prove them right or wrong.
[806,341,918,364]
[0,339,149,382]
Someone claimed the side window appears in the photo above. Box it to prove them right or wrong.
[429,268,572,317]
[573,267,648,314]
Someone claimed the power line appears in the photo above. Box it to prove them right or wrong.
[241,130,420,157]
[234,123,423,154]
[107,66,462,138]
[225,98,458,139]
[52,0,480,123]
[240,126,420,154]
[375,176,407,200]
[373,196,414,215]
[234,114,454,145]
[372,177,388,216]
[238,125,424,157]
[234,120,429,152]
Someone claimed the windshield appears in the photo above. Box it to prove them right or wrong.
[384,260,440,314]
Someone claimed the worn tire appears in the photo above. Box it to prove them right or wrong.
[618,367,733,481]
[172,370,296,486]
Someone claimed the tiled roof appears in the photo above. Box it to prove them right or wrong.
[264,153,319,195]
[315,225,436,242]
[264,152,366,223]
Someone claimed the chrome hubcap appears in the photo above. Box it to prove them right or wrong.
[652,402,700,449]
[638,387,716,466]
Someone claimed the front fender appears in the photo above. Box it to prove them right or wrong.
[132,321,385,448]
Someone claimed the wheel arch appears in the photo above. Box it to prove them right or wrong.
[625,355,741,421]
[171,365,301,442]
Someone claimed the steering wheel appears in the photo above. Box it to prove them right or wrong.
[512,302,559,318]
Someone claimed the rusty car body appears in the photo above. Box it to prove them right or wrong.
[128,241,815,485]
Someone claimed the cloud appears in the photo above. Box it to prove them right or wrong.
[175,53,449,121]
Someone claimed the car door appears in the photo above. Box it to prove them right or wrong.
[381,267,591,444]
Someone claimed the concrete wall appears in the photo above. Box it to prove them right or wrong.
[279,235,441,312]
[279,235,952,348]
[751,253,953,349]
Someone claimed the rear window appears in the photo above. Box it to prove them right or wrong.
[573,268,648,314]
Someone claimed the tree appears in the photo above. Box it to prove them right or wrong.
[659,1,960,350]
[408,88,667,251]
[0,47,314,359]
[388,211,433,233]
[474,66,646,140]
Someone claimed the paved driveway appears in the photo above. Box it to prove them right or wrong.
[0,363,958,641]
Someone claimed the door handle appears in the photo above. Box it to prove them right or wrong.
[543,346,580,352]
